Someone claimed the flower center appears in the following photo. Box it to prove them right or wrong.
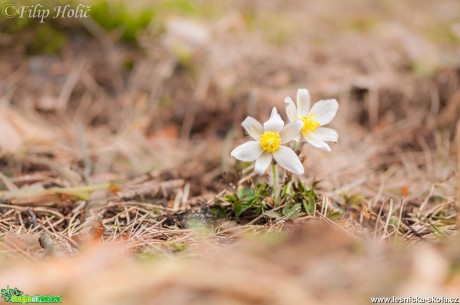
[301,113,320,137]
[259,131,281,153]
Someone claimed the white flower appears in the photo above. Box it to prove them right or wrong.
[284,88,339,152]
[231,108,304,175]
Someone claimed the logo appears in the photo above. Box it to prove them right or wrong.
[1,287,62,304]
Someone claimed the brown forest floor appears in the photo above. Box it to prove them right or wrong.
[0,0,460,304]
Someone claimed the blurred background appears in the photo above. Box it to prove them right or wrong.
[0,0,459,304]
[1,0,459,181]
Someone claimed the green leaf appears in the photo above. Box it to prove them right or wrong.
[225,194,237,203]
[263,210,282,219]
[281,181,293,196]
[228,184,271,217]
[326,210,343,219]
[281,203,303,219]
[302,186,317,216]
[237,188,253,199]
[233,199,243,217]
[302,197,316,216]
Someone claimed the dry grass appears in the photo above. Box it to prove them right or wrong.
[0,0,459,303]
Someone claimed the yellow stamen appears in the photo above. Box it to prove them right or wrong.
[260,131,281,153]
[301,113,320,137]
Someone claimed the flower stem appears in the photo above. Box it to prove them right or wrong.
[271,164,280,207]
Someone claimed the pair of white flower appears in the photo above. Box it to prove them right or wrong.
[231,89,339,175]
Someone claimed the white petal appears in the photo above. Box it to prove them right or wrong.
[254,153,272,174]
[284,97,297,122]
[297,89,311,117]
[314,127,338,142]
[309,99,338,125]
[280,120,303,144]
[241,116,263,140]
[263,107,284,132]
[230,141,263,162]
[273,146,304,175]
[305,134,331,152]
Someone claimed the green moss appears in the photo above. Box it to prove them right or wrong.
[90,0,155,43]
[0,0,225,52]
[0,0,73,54]
[155,0,217,19]
[161,0,197,16]
[0,13,31,34]
[26,24,67,54]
